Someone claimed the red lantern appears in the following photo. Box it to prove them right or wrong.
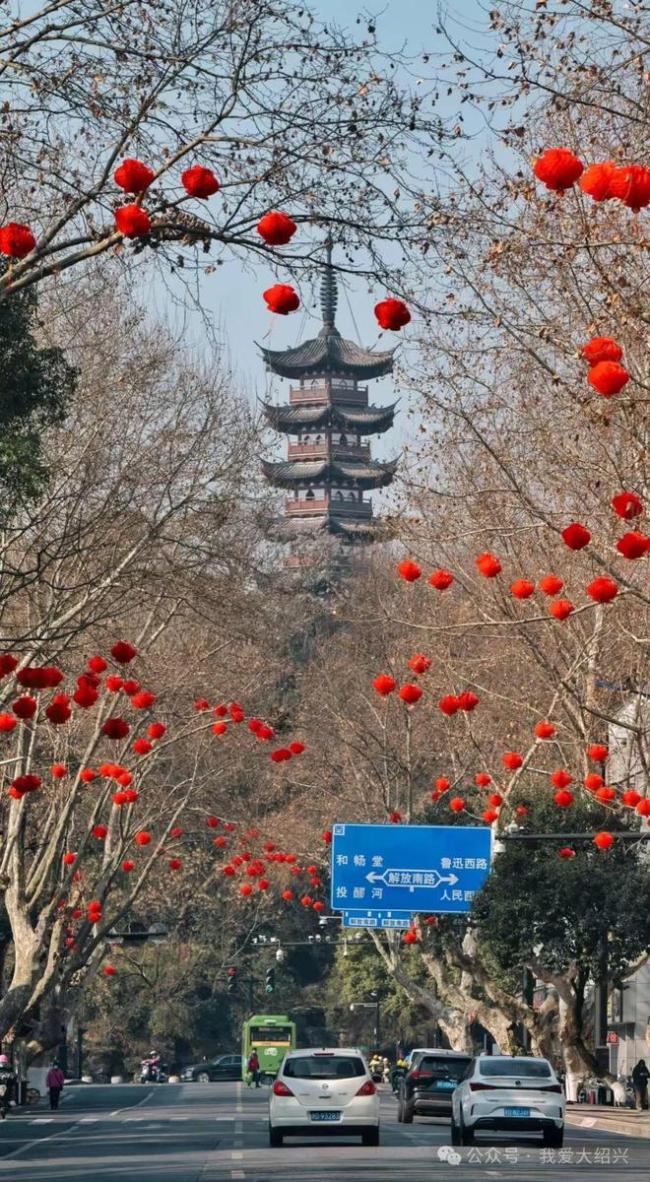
[133,738,152,755]
[102,717,130,740]
[374,297,411,331]
[134,831,152,846]
[322,830,332,844]
[122,860,135,872]
[114,205,151,238]
[0,653,17,677]
[168,858,182,872]
[181,165,219,198]
[270,747,292,762]
[80,768,97,783]
[586,576,618,604]
[87,656,108,674]
[533,148,583,191]
[581,336,623,366]
[475,551,501,578]
[579,161,617,202]
[397,559,421,582]
[554,789,574,808]
[502,752,523,770]
[534,721,556,740]
[408,653,431,675]
[147,722,166,739]
[636,799,650,817]
[399,683,422,705]
[585,773,604,792]
[0,713,16,733]
[62,851,76,866]
[51,763,68,779]
[489,792,503,807]
[0,222,36,258]
[111,641,137,664]
[103,964,117,977]
[616,531,648,560]
[403,930,418,944]
[538,574,564,596]
[608,164,650,210]
[593,831,614,850]
[46,694,71,725]
[438,695,459,717]
[131,690,156,709]
[587,744,608,762]
[549,599,574,621]
[457,691,479,712]
[114,159,154,193]
[475,772,491,787]
[449,797,465,813]
[12,695,37,720]
[562,522,591,550]
[510,579,535,600]
[372,674,396,696]
[551,769,572,790]
[587,361,629,397]
[256,211,297,245]
[263,284,300,314]
[240,883,253,897]
[428,568,454,590]
[596,786,616,803]
[622,790,641,808]
[389,810,402,824]
[611,491,643,520]
[559,847,575,860]
[482,809,498,824]
[289,741,305,755]
[93,825,108,840]
[212,721,227,735]
[436,777,450,792]
[74,684,99,708]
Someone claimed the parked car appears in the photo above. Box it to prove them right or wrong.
[451,1055,565,1147]
[398,1049,472,1122]
[182,1054,242,1082]
[268,1048,380,1147]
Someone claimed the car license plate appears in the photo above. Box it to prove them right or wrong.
[436,1081,455,1089]
[504,1107,530,1117]
[310,1111,341,1122]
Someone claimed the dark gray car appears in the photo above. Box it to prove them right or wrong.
[183,1053,241,1082]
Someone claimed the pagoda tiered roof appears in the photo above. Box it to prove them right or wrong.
[258,324,395,380]
[261,457,397,491]
[261,401,397,435]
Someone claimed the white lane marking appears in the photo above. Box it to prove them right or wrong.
[110,1109,120,1115]
[1,1118,84,1161]
[235,1079,242,1114]
[79,1117,98,1123]
[231,1150,244,1160]
[580,1117,597,1127]
[31,1118,53,1124]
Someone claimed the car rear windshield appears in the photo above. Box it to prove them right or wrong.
[284,1055,366,1080]
[417,1055,472,1079]
[480,1058,552,1078]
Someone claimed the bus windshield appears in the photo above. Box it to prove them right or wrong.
[250,1025,293,1044]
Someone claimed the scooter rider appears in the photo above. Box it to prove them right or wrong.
[0,1054,16,1118]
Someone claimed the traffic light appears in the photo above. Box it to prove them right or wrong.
[265,967,275,995]
[227,966,237,994]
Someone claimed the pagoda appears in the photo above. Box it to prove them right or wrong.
[259,245,398,542]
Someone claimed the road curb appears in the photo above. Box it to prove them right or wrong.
[565,1107,650,1138]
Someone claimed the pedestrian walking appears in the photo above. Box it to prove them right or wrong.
[631,1058,650,1110]
[247,1051,260,1088]
[46,1061,65,1110]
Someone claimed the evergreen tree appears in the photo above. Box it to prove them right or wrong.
[0,280,76,504]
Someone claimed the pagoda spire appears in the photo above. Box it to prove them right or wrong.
[320,238,338,329]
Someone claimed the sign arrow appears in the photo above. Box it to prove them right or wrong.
[365,868,459,889]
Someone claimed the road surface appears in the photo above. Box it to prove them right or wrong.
[0,1081,646,1180]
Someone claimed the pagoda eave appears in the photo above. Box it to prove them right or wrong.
[261,401,397,436]
[261,457,398,491]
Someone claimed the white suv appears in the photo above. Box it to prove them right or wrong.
[268,1048,380,1147]
[451,1055,565,1148]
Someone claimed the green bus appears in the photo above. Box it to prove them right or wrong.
[242,1014,297,1081]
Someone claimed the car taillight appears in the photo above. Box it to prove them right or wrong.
[469,1082,498,1091]
[356,1079,376,1096]
[409,1071,433,1081]
[273,1079,294,1096]
[540,1083,563,1093]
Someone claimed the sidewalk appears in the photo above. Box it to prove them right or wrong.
[565,1103,650,1138]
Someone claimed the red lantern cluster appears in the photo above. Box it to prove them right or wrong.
[0,222,36,258]
[533,148,584,192]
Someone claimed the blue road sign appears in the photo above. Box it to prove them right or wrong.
[342,910,413,930]
[331,823,492,916]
